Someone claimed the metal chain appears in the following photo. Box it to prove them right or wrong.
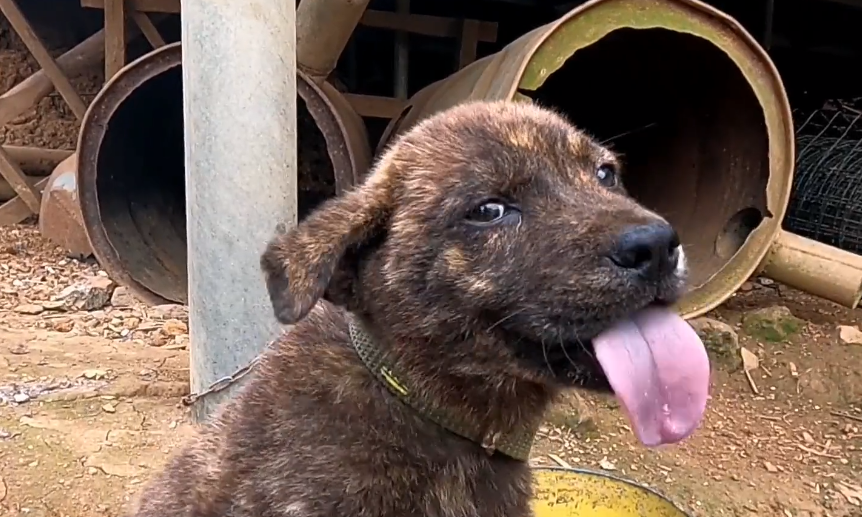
[181,338,279,406]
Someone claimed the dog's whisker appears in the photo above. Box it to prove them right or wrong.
[488,308,526,332]
[541,337,556,377]
[600,122,658,144]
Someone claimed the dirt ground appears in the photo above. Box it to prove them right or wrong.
[0,225,859,517]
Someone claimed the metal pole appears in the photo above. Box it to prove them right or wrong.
[181,0,297,422]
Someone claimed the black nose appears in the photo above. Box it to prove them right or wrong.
[609,222,681,280]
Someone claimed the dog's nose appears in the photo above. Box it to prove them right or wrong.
[609,222,681,280]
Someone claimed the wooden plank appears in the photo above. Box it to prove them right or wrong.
[362,11,497,42]
[0,177,48,226]
[104,0,127,78]
[0,0,88,120]
[132,11,165,48]
[344,94,406,119]
[81,0,498,42]
[458,19,481,69]
[0,145,41,214]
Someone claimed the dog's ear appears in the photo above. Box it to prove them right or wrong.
[260,168,395,325]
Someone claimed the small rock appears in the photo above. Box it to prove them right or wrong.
[13,304,44,315]
[838,325,862,345]
[739,282,754,292]
[9,343,29,355]
[757,277,774,286]
[101,403,116,413]
[57,276,115,311]
[41,300,67,311]
[151,304,188,320]
[148,330,170,347]
[51,319,74,333]
[13,393,30,403]
[764,461,778,473]
[742,306,803,343]
[162,319,188,336]
[689,317,741,370]
[110,286,139,308]
[82,369,107,380]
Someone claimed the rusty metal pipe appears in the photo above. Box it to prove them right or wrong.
[76,42,371,305]
[297,0,371,84]
[380,0,804,318]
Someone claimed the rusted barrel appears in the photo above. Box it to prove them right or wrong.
[381,0,862,317]
[77,42,371,305]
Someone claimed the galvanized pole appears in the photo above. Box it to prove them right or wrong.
[181,0,297,422]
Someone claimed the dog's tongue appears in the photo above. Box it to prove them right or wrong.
[592,306,710,447]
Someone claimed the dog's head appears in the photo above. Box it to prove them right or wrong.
[262,101,709,446]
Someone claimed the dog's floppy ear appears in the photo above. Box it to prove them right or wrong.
[260,168,395,325]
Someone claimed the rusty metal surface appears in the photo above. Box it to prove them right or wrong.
[296,0,370,84]
[379,0,794,319]
[38,153,93,259]
[77,42,370,305]
[299,70,372,188]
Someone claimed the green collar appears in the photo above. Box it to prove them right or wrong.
[348,315,538,461]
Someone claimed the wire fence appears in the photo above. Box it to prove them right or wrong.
[785,98,862,254]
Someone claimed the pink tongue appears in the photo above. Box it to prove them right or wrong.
[592,306,710,447]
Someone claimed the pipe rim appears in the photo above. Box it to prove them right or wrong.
[77,43,182,306]
[297,72,363,193]
[78,42,371,305]
[512,0,794,318]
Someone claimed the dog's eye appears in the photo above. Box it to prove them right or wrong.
[465,201,517,226]
[596,164,618,187]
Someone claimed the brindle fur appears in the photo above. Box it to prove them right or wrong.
[129,101,687,517]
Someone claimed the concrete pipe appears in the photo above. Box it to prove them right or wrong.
[380,0,862,318]
[77,42,371,305]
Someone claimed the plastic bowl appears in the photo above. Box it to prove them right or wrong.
[531,467,691,517]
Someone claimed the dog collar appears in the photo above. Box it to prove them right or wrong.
[348,315,538,462]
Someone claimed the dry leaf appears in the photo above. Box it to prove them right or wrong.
[598,457,617,471]
[838,325,862,345]
[741,347,759,371]
[789,362,798,378]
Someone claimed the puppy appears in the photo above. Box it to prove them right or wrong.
[129,100,709,517]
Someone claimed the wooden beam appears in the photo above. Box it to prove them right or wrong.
[362,11,496,42]
[344,93,406,119]
[132,11,166,48]
[104,0,127,78]
[81,0,498,42]
[0,145,41,214]
[458,19,481,69]
[0,177,47,226]
[0,0,88,120]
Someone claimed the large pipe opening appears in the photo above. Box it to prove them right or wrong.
[79,45,369,304]
[528,28,770,289]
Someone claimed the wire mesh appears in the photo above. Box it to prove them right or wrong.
[785,98,862,253]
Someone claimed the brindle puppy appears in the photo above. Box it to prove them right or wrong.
[129,100,709,517]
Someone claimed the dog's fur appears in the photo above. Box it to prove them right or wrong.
[129,100,687,517]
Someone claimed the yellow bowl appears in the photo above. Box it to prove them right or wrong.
[531,467,690,517]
